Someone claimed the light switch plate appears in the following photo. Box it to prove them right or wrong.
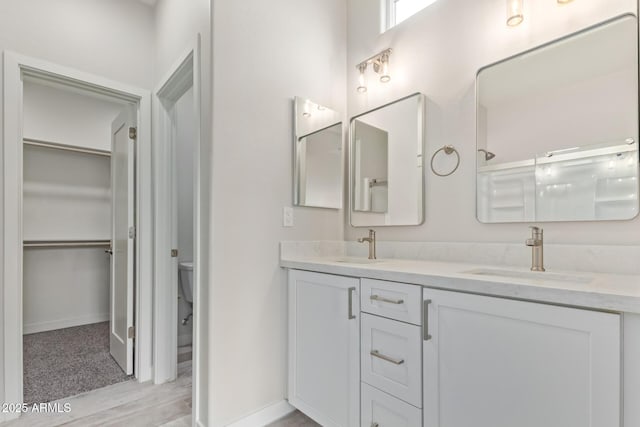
[283,207,294,227]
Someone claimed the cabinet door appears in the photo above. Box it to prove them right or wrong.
[361,313,422,407]
[423,289,621,427]
[288,270,360,427]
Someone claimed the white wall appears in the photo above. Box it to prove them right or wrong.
[0,0,155,411]
[23,248,109,334]
[210,0,346,424]
[23,82,126,151]
[346,0,640,246]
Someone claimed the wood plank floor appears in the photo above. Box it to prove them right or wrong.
[267,410,320,427]
[2,361,192,427]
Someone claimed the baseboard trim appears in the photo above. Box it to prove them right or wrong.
[226,400,295,427]
[24,313,109,334]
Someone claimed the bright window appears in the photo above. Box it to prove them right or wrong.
[384,0,438,31]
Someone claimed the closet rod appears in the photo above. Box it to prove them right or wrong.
[23,138,111,158]
[23,240,111,248]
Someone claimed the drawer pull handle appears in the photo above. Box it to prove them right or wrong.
[370,294,404,305]
[371,423,379,427]
[348,287,356,320]
[423,299,432,341]
[370,350,404,365]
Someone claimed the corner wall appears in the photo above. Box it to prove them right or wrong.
[210,0,347,424]
[346,0,640,246]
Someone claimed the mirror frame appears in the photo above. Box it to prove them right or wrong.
[474,13,640,224]
[293,97,343,209]
[349,92,426,227]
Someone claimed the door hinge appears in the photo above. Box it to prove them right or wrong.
[128,326,135,339]
[129,127,137,140]
[171,249,179,258]
[129,226,136,239]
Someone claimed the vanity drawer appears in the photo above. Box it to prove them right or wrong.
[361,313,422,407]
[361,278,422,325]
[361,383,421,427]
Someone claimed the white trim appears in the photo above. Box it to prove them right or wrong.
[24,314,110,335]
[152,37,203,426]
[226,401,296,427]
[2,51,154,413]
[153,42,195,384]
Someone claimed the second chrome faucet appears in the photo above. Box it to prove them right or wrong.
[358,229,376,260]
[525,226,545,272]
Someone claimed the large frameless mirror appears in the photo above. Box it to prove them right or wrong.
[476,14,639,223]
[293,97,342,209]
[350,93,425,226]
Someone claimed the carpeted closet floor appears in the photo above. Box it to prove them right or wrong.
[23,322,132,404]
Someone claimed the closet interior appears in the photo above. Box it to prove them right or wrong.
[22,79,131,404]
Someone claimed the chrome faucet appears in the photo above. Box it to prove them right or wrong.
[525,226,545,272]
[358,229,377,260]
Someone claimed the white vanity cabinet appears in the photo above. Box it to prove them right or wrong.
[423,288,621,427]
[287,267,625,427]
[288,270,360,427]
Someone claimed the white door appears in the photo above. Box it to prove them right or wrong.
[110,107,136,375]
[288,270,360,427]
[423,289,621,427]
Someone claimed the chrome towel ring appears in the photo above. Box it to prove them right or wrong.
[430,145,460,177]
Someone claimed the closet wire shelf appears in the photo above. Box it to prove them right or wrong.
[23,138,111,157]
[23,240,112,248]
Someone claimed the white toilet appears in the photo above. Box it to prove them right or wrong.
[179,261,194,324]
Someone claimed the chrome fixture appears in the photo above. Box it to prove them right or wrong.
[358,229,377,260]
[23,239,111,248]
[430,145,460,177]
[525,226,545,272]
[477,148,496,161]
[506,0,524,26]
[355,48,393,92]
[557,0,574,3]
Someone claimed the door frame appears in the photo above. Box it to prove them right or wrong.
[2,51,153,417]
[152,37,203,419]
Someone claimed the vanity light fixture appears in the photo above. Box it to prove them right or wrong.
[506,0,524,27]
[355,48,393,92]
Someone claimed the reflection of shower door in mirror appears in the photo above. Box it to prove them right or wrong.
[353,122,389,214]
[476,14,640,223]
[110,107,136,375]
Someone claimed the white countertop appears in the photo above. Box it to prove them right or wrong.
[281,256,640,314]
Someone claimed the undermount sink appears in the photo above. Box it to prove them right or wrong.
[334,257,384,264]
[464,268,593,284]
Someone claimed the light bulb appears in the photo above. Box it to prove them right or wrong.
[379,53,391,83]
[357,63,367,93]
[506,0,524,27]
[302,101,311,118]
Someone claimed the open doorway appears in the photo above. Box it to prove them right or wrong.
[153,42,202,400]
[2,52,153,419]
[21,80,137,403]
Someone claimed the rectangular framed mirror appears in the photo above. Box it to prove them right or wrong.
[293,97,342,209]
[476,14,639,223]
[350,93,425,226]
